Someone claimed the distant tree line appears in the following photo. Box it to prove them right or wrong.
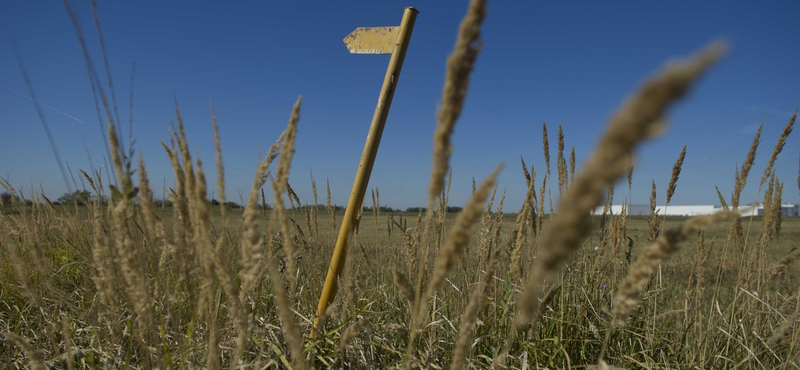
[403,206,463,213]
[2,190,462,215]
[362,205,400,213]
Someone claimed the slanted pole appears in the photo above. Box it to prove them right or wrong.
[313,7,418,336]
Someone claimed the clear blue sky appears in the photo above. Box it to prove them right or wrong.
[1,0,798,210]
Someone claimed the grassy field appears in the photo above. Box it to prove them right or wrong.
[1,0,798,368]
[1,202,798,369]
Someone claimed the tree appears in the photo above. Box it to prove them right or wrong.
[1,192,16,206]
[362,205,399,213]
[57,190,92,205]
[225,201,243,209]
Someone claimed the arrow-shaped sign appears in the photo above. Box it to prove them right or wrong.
[343,26,400,54]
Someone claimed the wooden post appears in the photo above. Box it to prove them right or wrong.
[313,7,418,337]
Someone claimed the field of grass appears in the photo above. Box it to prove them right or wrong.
[1,0,799,368]
[1,199,798,369]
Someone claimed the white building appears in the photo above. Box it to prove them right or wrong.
[752,203,800,217]
[591,203,798,217]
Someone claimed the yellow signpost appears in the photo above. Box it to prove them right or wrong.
[313,7,418,337]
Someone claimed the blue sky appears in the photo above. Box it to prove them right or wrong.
[1,0,798,210]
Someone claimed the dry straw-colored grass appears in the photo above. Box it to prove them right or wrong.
[759,110,796,190]
[611,211,733,329]
[428,0,486,209]
[5,1,800,369]
[666,144,687,205]
[515,42,727,327]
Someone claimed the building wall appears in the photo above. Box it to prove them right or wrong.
[749,203,798,217]
[591,203,799,217]
[780,204,800,217]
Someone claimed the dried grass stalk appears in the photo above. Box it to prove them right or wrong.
[766,309,798,348]
[137,156,159,253]
[91,193,116,316]
[627,164,634,191]
[409,5,488,355]
[394,269,416,308]
[757,172,777,250]
[6,233,37,303]
[493,189,507,245]
[542,122,551,175]
[271,97,302,295]
[557,124,567,194]
[372,188,379,232]
[189,160,222,367]
[428,0,486,208]
[666,144,687,205]
[210,100,226,220]
[537,173,547,231]
[732,121,762,209]
[769,247,800,281]
[423,166,501,304]
[327,178,336,230]
[521,156,531,186]
[240,132,283,296]
[408,165,501,362]
[715,185,729,211]
[263,238,307,370]
[310,169,319,240]
[758,110,796,189]
[109,122,160,356]
[648,181,661,243]
[451,250,499,370]
[515,42,726,327]
[772,180,783,241]
[261,98,307,370]
[477,184,498,265]
[511,173,536,275]
[339,319,368,354]
[570,146,576,184]
[261,188,267,216]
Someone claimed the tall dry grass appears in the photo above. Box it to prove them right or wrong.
[1,1,798,369]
